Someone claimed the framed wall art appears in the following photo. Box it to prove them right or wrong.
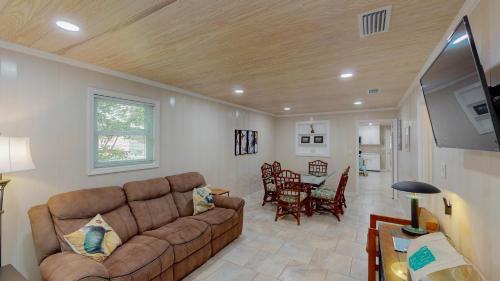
[235,130,258,155]
[301,136,311,144]
[314,136,324,143]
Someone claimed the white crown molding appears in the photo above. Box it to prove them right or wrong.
[277,107,398,118]
[0,39,276,117]
[397,0,481,108]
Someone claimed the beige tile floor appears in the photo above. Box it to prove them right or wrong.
[185,171,404,281]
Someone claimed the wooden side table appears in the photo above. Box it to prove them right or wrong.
[0,265,27,281]
[211,188,230,196]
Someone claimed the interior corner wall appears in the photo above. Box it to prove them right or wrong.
[397,0,500,279]
[0,47,276,280]
[274,110,398,194]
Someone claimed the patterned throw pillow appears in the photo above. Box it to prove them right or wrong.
[193,185,215,215]
[63,214,122,262]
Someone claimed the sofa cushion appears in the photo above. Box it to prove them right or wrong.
[143,217,211,263]
[40,252,109,281]
[123,178,179,233]
[190,207,239,239]
[28,204,61,264]
[166,172,206,217]
[48,187,138,251]
[103,235,174,280]
[48,186,126,219]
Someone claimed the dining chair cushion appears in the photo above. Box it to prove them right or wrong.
[267,183,276,192]
[311,188,335,200]
[279,192,308,203]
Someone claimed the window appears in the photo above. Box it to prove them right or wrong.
[88,88,160,175]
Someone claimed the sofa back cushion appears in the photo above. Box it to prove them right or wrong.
[123,178,179,233]
[47,186,138,252]
[28,204,61,264]
[166,172,206,217]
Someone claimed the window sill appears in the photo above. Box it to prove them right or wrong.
[88,162,159,176]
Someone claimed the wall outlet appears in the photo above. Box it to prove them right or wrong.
[440,163,447,179]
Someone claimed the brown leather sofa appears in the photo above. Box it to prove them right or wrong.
[28,172,244,281]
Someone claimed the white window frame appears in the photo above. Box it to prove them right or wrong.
[87,88,160,175]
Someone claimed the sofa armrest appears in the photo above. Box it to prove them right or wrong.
[214,195,245,211]
[40,252,109,281]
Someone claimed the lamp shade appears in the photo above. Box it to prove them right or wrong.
[0,137,35,173]
[392,181,441,194]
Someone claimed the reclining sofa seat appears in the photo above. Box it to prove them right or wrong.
[123,176,211,281]
[29,186,174,281]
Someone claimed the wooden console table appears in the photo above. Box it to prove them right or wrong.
[211,188,230,196]
[367,208,439,281]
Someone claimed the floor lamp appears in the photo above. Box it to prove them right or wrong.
[0,137,35,266]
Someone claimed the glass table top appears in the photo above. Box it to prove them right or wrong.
[300,171,336,186]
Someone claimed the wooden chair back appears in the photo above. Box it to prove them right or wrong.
[274,170,302,203]
[272,161,282,176]
[333,171,348,202]
[261,163,273,180]
[308,160,328,176]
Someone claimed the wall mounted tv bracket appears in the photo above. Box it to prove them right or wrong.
[490,85,500,106]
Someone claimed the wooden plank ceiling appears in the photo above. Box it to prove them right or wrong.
[0,0,462,115]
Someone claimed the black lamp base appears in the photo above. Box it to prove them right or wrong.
[401,225,428,236]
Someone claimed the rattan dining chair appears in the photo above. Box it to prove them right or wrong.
[272,161,282,177]
[309,160,328,176]
[311,168,349,221]
[274,170,307,225]
[261,163,276,206]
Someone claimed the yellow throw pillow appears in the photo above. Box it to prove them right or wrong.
[64,214,122,262]
[193,185,215,215]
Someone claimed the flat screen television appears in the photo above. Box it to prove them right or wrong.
[420,16,500,151]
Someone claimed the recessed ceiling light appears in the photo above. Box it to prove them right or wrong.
[283,107,291,111]
[369,122,373,126]
[234,89,244,95]
[340,73,354,79]
[56,20,80,32]
[353,101,363,105]
[452,34,468,45]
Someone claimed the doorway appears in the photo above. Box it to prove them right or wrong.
[356,119,398,195]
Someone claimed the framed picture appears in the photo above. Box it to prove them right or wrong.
[314,136,324,143]
[404,126,410,151]
[234,130,240,155]
[248,130,255,154]
[235,130,258,155]
[397,119,402,151]
[301,136,310,143]
[240,130,248,155]
[253,131,258,153]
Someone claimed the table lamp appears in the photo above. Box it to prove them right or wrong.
[391,181,440,236]
[0,136,35,266]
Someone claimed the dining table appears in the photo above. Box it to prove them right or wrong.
[298,170,336,216]
[300,171,336,188]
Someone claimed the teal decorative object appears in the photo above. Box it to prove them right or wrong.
[409,246,436,271]
[83,226,109,254]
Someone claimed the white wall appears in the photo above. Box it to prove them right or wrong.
[275,111,398,193]
[0,47,276,280]
[397,0,500,279]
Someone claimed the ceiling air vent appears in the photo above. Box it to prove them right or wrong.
[367,88,381,95]
[358,6,392,37]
